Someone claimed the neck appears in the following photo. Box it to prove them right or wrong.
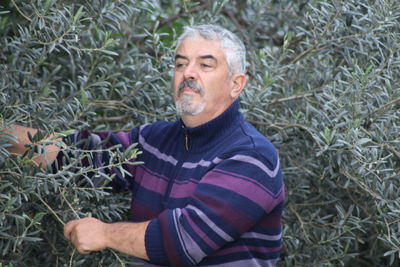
[180,114,209,128]
[178,99,242,154]
[180,101,234,128]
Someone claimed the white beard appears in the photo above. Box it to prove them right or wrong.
[175,94,205,116]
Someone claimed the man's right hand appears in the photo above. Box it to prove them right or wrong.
[2,124,61,167]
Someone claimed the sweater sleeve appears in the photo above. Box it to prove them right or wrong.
[145,150,285,266]
[53,127,140,192]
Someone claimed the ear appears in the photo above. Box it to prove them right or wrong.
[230,73,247,99]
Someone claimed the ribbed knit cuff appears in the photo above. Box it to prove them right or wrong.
[145,219,168,265]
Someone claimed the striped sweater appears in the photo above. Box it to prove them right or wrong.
[63,100,285,266]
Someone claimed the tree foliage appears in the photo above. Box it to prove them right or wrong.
[0,0,399,266]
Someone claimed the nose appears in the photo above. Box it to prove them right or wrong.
[183,63,197,80]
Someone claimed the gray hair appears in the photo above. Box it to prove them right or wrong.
[175,24,246,76]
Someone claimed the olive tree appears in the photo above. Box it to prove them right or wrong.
[0,0,399,266]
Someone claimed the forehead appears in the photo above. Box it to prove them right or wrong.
[175,37,226,60]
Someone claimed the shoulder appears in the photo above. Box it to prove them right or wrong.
[209,125,284,208]
[133,120,182,150]
[227,120,279,169]
[136,120,179,137]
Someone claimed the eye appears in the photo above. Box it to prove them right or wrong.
[175,62,186,70]
[201,63,212,69]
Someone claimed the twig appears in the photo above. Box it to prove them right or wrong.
[88,100,162,116]
[11,0,32,21]
[340,171,383,201]
[60,188,81,220]
[382,144,400,159]
[286,44,328,65]
[281,30,389,65]
[269,91,320,105]
[151,3,210,32]
[35,194,65,225]
[69,249,76,267]
[246,121,323,150]
[221,8,250,44]
[110,249,126,267]
[92,115,130,124]
[289,205,312,244]
[364,96,400,119]
[36,26,73,46]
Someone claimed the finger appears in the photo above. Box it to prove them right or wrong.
[64,220,77,240]
[69,227,84,253]
[76,247,90,254]
[72,232,91,255]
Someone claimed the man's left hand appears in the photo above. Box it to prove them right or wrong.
[64,217,108,254]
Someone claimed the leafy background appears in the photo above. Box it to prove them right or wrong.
[0,0,399,266]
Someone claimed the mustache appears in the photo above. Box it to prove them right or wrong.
[178,80,204,96]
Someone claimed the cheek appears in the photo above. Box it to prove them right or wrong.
[171,76,180,92]
[207,78,228,95]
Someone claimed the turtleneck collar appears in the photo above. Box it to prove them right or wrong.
[179,99,243,153]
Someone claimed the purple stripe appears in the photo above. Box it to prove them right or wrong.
[90,133,101,147]
[86,133,103,168]
[123,163,137,179]
[135,165,168,195]
[130,201,161,221]
[139,125,178,166]
[213,244,281,256]
[207,258,278,267]
[159,212,185,266]
[215,168,282,198]
[115,131,131,148]
[169,179,199,198]
[229,154,280,178]
[201,169,284,213]
[182,209,219,249]
[259,211,283,228]
[73,131,79,142]
[175,178,199,184]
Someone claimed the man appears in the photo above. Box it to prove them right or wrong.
[6,24,284,266]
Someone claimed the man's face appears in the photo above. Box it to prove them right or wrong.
[172,37,235,123]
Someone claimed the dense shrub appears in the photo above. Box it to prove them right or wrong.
[0,0,399,266]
